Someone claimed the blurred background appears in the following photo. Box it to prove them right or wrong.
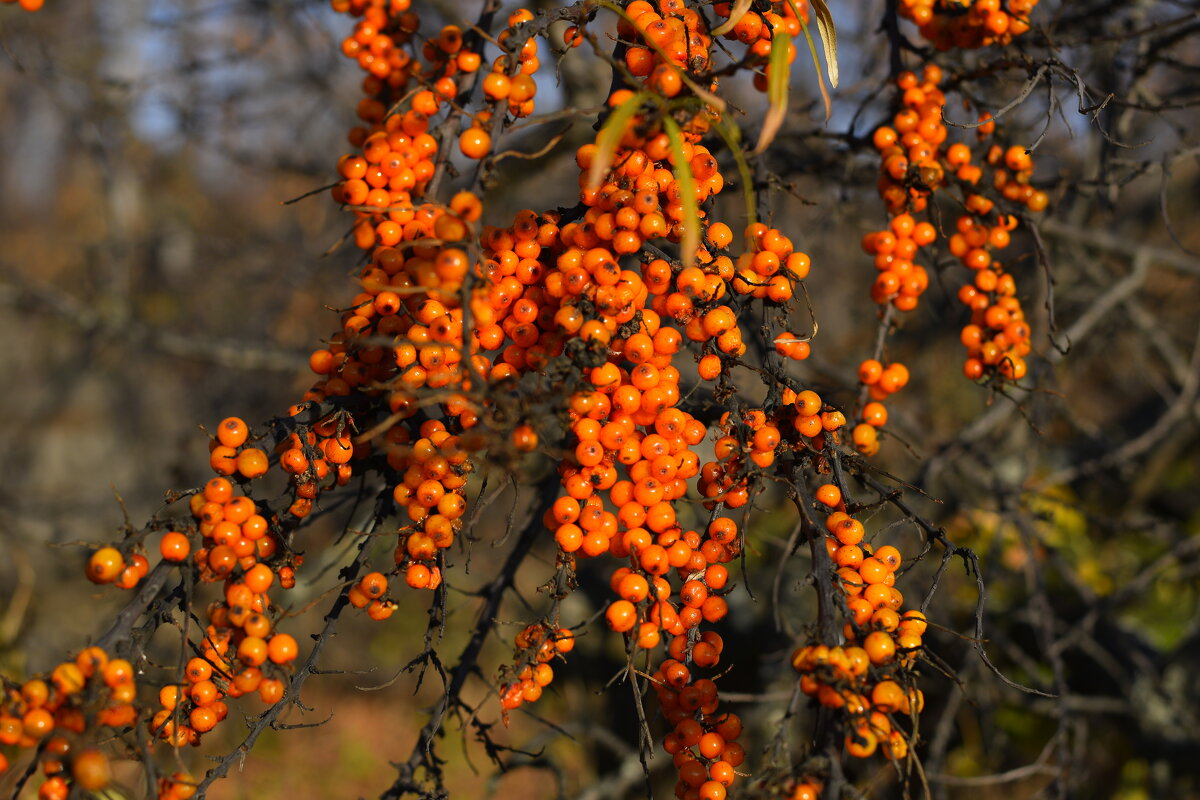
[1,0,1198,798]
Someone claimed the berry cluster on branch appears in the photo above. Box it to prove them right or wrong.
[0,0,1054,798]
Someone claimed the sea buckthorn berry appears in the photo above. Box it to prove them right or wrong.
[606,600,637,632]
[160,532,191,562]
[217,417,249,448]
[831,516,865,546]
[460,127,491,159]
[71,749,112,791]
[864,630,896,664]
[236,447,270,478]
[618,573,651,603]
[698,354,722,380]
[858,359,883,385]
[900,609,927,635]
[87,547,125,584]
[815,484,842,508]
[268,633,299,664]
[862,401,888,427]
[185,657,212,683]
[874,545,902,571]
[244,563,274,594]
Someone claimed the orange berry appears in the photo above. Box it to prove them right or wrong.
[236,448,269,479]
[267,633,299,664]
[159,532,191,562]
[71,749,111,791]
[606,600,637,632]
[86,547,125,584]
[216,417,249,448]
[459,127,491,159]
[863,630,896,664]
[815,484,842,507]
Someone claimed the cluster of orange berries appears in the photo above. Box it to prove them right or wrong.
[950,213,1032,381]
[149,632,290,749]
[321,0,503,603]
[573,135,724,263]
[457,21,811,797]
[43,0,1002,794]
[785,389,849,451]
[498,624,574,716]
[619,0,715,97]
[899,0,1036,49]
[871,67,949,216]
[331,3,459,250]
[944,136,1043,382]
[698,412,778,508]
[331,4,542,249]
[206,414,271,482]
[386,418,471,592]
[138,473,296,753]
[861,212,936,312]
[507,9,849,798]
[83,423,304,764]
[653,645,745,800]
[74,413,304,796]
[86,543,150,589]
[983,138,1049,213]
[507,102,806,682]
[335,0,418,94]
[789,488,927,767]
[0,648,135,796]
[478,9,542,114]
[711,0,807,92]
[865,64,1044,386]
[728,222,811,304]
[186,475,281,586]
[271,409,361,519]
[464,10,543,158]
[602,518,735,639]
[548,402,707,558]
[851,360,909,456]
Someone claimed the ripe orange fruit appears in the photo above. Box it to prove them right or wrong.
[87,547,124,584]
[71,749,112,790]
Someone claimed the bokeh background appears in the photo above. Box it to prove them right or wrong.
[1,0,1198,798]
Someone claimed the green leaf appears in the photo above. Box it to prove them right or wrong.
[662,116,700,269]
[787,0,833,121]
[711,0,753,37]
[712,116,757,227]
[587,92,649,191]
[754,29,792,154]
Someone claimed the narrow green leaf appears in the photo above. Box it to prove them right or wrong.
[711,117,756,226]
[587,92,649,191]
[788,0,832,121]
[754,30,792,154]
[810,0,840,89]
[662,116,700,269]
[711,0,753,37]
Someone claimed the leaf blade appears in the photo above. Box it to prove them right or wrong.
[788,0,832,121]
[662,116,700,270]
[711,117,757,227]
[711,0,753,37]
[586,92,649,191]
[810,0,839,89]
[754,29,792,154]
